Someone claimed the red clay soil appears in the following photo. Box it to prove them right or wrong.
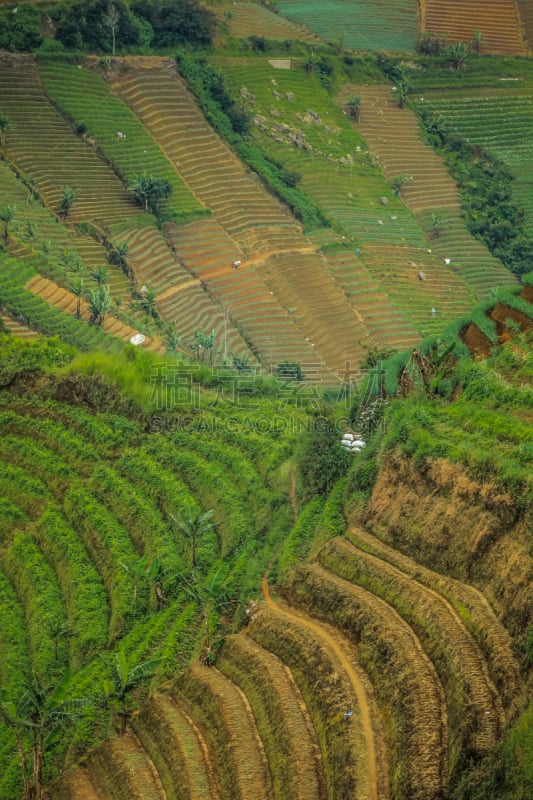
[520,284,533,304]
[489,303,533,342]
[460,322,493,357]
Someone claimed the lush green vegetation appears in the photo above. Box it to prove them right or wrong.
[0,7,532,800]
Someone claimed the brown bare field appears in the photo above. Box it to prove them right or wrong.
[345,526,523,713]
[175,662,274,800]
[164,217,329,373]
[133,694,221,800]
[423,0,526,55]
[249,597,390,800]
[318,536,504,754]
[109,60,381,376]
[364,452,533,649]
[217,632,325,800]
[285,563,449,800]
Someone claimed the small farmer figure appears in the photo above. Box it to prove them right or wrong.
[232,259,241,270]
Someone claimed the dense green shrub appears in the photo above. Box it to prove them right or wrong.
[296,411,351,500]
[0,4,42,51]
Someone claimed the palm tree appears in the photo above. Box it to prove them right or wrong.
[108,240,130,277]
[88,284,112,326]
[447,41,470,70]
[304,49,318,74]
[1,674,91,800]
[0,204,16,242]
[59,186,78,220]
[102,649,160,734]
[128,173,172,215]
[140,286,158,320]
[183,563,233,663]
[430,213,443,239]
[68,277,85,319]
[119,555,150,605]
[390,174,412,196]
[471,30,483,54]
[393,80,411,109]
[91,266,109,286]
[0,112,9,146]
[171,508,214,571]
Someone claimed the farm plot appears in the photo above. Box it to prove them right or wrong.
[88,733,166,800]
[285,563,449,800]
[424,0,525,55]
[219,59,456,342]
[0,61,142,232]
[318,537,504,754]
[346,526,523,713]
[111,60,384,375]
[164,217,330,374]
[134,694,221,800]
[0,161,127,296]
[38,60,205,223]
[277,0,417,52]
[110,62,301,247]
[217,633,325,800]
[341,84,515,300]
[213,1,317,42]
[0,256,124,352]
[249,599,390,800]
[24,274,164,352]
[176,663,274,800]
[412,89,533,238]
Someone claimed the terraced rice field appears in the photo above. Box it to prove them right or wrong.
[51,521,524,800]
[38,60,205,222]
[109,59,384,375]
[0,161,127,297]
[213,1,317,42]
[165,218,330,375]
[0,375,528,800]
[412,88,533,238]
[0,314,38,339]
[340,84,517,299]
[277,0,417,52]
[0,389,306,797]
[423,0,526,55]
[219,58,484,336]
[0,58,141,232]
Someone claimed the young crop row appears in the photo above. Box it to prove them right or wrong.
[277,0,417,52]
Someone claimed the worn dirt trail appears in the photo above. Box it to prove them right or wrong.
[261,578,385,800]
